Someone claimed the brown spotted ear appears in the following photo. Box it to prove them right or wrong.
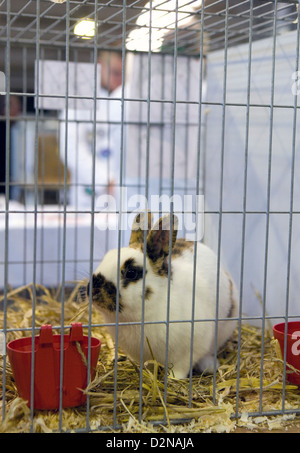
[146,214,178,264]
[129,211,153,246]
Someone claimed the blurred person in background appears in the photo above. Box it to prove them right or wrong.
[0,95,21,195]
[60,50,124,208]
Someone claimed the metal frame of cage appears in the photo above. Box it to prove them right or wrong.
[1,0,300,432]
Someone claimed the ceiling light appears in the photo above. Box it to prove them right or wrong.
[74,20,96,39]
[138,0,202,30]
[126,28,164,52]
[126,0,202,52]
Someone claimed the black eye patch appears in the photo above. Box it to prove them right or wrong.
[121,258,145,287]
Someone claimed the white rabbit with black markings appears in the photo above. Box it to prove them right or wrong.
[87,212,238,379]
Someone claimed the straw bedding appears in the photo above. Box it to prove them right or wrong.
[0,282,299,433]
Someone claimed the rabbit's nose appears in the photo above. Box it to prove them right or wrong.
[92,273,105,289]
[86,273,105,297]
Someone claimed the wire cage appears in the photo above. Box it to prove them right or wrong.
[1,0,300,433]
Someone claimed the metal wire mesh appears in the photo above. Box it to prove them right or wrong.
[1,0,300,433]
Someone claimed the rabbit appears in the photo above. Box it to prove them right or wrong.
[87,212,238,379]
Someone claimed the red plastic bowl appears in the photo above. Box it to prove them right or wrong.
[7,323,101,410]
[273,321,300,386]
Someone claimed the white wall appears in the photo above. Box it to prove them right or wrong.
[205,30,300,324]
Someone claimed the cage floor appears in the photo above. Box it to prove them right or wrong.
[1,283,300,433]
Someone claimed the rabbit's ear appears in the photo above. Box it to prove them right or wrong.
[146,214,178,264]
[129,211,153,246]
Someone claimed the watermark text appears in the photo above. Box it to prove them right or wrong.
[94,187,205,242]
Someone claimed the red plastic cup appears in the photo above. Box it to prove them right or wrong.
[273,321,300,386]
[7,323,101,410]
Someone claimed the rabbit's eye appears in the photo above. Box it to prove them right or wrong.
[125,269,138,280]
[121,258,145,287]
